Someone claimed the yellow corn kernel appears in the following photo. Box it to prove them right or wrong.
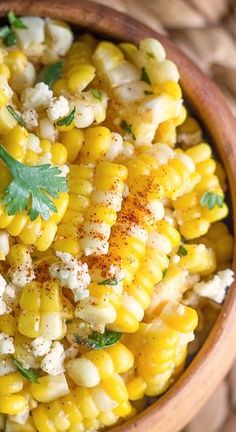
[0,314,16,335]
[7,213,28,236]
[79,126,111,163]
[178,217,210,240]
[5,50,27,74]
[0,63,10,79]
[49,192,69,224]
[3,125,29,162]
[52,78,68,96]
[186,143,211,164]
[67,64,95,92]
[0,105,17,133]
[5,417,37,432]
[93,41,124,74]
[126,377,147,400]
[19,280,65,339]
[160,303,198,333]
[35,221,58,252]
[159,80,182,100]
[106,343,134,373]
[51,142,68,165]
[0,395,27,415]
[31,374,69,403]
[19,218,42,245]
[60,128,84,162]
[0,373,24,395]
[178,244,216,275]
[53,238,80,256]
[201,203,228,223]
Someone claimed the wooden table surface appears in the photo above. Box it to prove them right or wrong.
[91,1,236,431]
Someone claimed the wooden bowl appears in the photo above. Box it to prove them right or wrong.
[1,1,236,431]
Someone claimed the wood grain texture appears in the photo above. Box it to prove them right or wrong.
[0,1,236,431]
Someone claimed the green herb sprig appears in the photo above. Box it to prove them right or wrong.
[7,105,26,127]
[8,11,27,29]
[0,11,28,47]
[0,145,68,221]
[200,192,224,210]
[14,359,40,383]
[37,62,64,88]
[75,329,122,350]
[57,107,76,126]
[120,120,136,141]
[91,88,103,101]
[141,67,151,85]
[178,245,188,257]
[98,278,118,286]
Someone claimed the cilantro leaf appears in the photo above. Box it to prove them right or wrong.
[91,88,103,101]
[141,67,151,85]
[0,145,68,221]
[120,120,136,141]
[178,245,188,257]
[37,62,64,88]
[144,90,154,95]
[200,192,224,210]
[98,278,118,286]
[7,105,25,127]
[3,29,16,47]
[57,107,76,126]
[146,51,155,59]
[8,11,28,29]
[75,329,122,350]
[162,268,168,278]
[0,26,11,39]
[14,359,40,383]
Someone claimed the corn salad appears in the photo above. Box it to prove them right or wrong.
[0,12,234,432]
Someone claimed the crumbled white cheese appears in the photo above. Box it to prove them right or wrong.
[21,82,53,110]
[0,357,16,376]
[14,17,45,59]
[41,341,65,376]
[49,252,91,302]
[0,333,15,354]
[39,117,58,143]
[31,337,52,357]
[0,274,10,315]
[10,263,35,288]
[193,269,234,303]
[47,96,70,122]
[106,132,123,160]
[22,108,38,130]
[3,282,20,310]
[28,133,41,154]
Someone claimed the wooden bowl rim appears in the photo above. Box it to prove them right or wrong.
[1,1,236,431]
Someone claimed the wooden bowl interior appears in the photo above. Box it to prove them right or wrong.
[0,2,236,431]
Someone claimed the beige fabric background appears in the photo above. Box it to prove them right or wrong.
[91,1,236,431]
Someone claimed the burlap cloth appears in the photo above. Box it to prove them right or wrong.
[91,1,236,430]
